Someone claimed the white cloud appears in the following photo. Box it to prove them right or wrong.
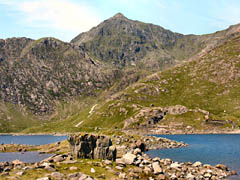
[220,7,240,25]
[0,0,102,41]
[210,4,240,29]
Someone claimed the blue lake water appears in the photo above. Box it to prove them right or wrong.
[0,152,54,163]
[147,134,240,179]
[0,135,68,145]
[0,135,68,163]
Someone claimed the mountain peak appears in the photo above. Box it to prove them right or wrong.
[112,13,126,19]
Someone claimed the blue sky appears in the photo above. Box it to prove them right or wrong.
[1,0,240,42]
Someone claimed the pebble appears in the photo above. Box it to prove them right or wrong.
[91,168,96,173]
[36,177,50,180]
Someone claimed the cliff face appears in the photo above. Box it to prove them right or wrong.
[0,37,120,114]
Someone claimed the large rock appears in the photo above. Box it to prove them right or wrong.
[165,105,189,115]
[68,173,96,180]
[215,164,228,171]
[107,145,117,161]
[36,178,51,180]
[121,153,136,165]
[170,162,181,170]
[152,162,162,175]
[51,172,65,180]
[94,136,117,161]
[68,134,116,161]
[136,140,146,152]
[192,161,202,167]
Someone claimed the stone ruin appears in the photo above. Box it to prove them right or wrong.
[68,134,116,161]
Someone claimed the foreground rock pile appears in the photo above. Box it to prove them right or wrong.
[0,151,236,180]
[116,149,236,179]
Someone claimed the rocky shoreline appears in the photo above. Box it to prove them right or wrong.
[0,151,236,180]
[124,128,240,136]
[0,133,69,136]
[1,128,240,137]
[0,133,237,180]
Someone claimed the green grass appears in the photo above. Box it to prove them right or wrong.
[0,159,119,180]
[0,102,40,133]
[0,157,154,180]
[162,112,206,129]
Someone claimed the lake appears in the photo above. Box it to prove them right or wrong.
[0,135,68,163]
[0,152,54,163]
[0,134,68,145]
[147,134,240,179]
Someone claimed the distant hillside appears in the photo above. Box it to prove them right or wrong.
[29,35,240,133]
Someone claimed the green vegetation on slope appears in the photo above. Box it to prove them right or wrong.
[0,102,40,133]
[28,35,240,133]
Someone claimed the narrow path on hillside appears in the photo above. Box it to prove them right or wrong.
[88,104,97,117]
[75,121,83,127]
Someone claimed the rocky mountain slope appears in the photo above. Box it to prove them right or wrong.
[1,13,240,133]
[71,13,240,71]
[0,36,149,132]
[0,37,126,132]
[27,34,240,133]
[0,37,121,115]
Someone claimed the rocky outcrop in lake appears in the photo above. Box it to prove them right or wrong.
[68,134,116,161]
